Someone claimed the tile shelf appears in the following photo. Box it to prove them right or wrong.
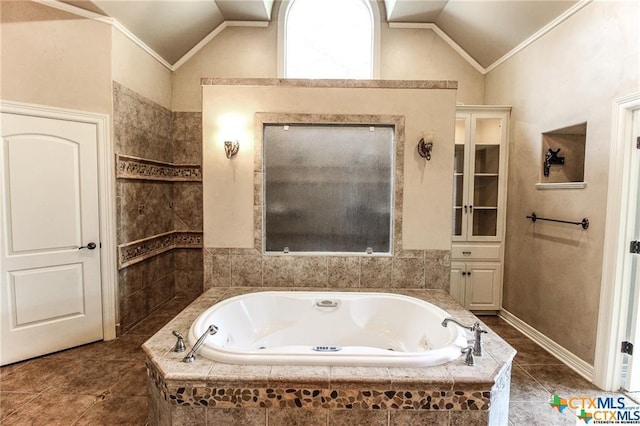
[117,230,203,269]
[115,154,202,182]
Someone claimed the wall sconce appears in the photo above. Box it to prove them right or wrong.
[417,131,434,160]
[224,140,239,159]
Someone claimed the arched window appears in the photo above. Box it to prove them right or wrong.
[284,0,374,79]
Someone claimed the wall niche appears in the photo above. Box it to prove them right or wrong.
[537,122,587,189]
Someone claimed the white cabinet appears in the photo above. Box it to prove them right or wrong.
[453,108,509,241]
[450,106,510,312]
[452,261,502,311]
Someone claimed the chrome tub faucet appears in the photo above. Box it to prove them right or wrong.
[441,317,488,357]
[183,324,218,363]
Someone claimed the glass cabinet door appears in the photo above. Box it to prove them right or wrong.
[470,117,502,238]
[453,113,505,241]
[453,117,468,238]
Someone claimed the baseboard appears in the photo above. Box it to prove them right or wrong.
[499,309,595,382]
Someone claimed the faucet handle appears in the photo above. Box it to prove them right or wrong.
[172,331,186,353]
[473,322,488,333]
[461,346,475,366]
[470,322,488,357]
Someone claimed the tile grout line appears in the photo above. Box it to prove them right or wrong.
[0,390,42,423]
[69,396,103,426]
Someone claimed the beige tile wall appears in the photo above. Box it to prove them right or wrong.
[114,83,204,333]
[204,250,451,291]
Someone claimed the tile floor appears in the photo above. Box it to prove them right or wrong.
[0,299,632,425]
[480,315,634,426]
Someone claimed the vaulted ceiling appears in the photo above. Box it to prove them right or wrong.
[60,0,580,69]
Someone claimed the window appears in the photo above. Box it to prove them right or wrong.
[263,124,394,253]
[284,0,374,79]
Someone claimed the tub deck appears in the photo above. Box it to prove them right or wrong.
[143,288,516,425]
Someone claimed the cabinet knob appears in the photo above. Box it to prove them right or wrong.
[462,251,471,255]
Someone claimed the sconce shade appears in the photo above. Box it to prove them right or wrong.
[224,140,240,159]
[418,131,434,160]
[417,138,433,160]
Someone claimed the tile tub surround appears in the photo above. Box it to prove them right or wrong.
[143,288,516,425]
[204,249,451,291]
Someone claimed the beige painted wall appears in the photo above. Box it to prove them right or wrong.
[203,84,456,250]
[0,1,112,114]
[111,29,172,110]
[172,25,279,112]
[172,10,485,111]
[379,25,484,105]
[484,1,640,364]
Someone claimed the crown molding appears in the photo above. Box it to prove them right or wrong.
[485,0,593,73]
[34,0,109,22]
[34,0,173,69]
[34,0,268,72]
[110,19,174,69]
[389,0,593,75]
[388,22,485,74]
[172,21,269,70]
[35,0,593,75]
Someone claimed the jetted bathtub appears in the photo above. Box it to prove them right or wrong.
[187,291,468,367]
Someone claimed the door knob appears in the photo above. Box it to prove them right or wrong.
[79,242,97,250]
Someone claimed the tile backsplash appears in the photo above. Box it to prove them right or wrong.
[204,249,451,290]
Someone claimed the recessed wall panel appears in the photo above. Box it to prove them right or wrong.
[10,264,85,327]
[5,136,81,253]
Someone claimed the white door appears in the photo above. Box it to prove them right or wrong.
[623,109,640,390]
[0,112,103,365]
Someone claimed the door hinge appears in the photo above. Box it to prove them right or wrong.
[622,341,634,355]
[636,136,640,150]
[631,241,640,254]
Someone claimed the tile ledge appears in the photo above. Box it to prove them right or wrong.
[535,182,587,190]
[200,78,458,90]
[116,154,202,182]
[118,230,203,269]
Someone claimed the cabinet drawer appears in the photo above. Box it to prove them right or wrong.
[452,244,500,260]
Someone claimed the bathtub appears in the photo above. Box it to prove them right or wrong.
[187,291,468,367]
